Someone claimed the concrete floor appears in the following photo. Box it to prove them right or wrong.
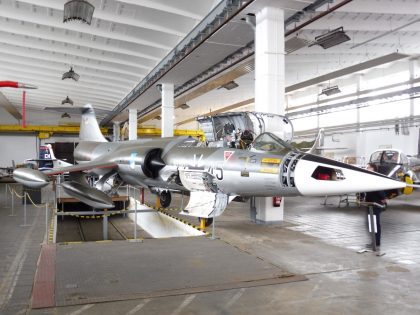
[1,183,420,314]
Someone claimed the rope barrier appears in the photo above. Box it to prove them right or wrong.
[7,185,46,208]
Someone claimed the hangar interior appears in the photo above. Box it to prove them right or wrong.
[1,0,420,314]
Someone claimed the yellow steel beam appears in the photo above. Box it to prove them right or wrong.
[0,125,204,140]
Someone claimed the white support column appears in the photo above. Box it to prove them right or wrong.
[113,121,120,142]
[409,59,416,125]
[254,6,285,223]
[356,74,364,131]
[128,109,137,140]
[161,83,174,138]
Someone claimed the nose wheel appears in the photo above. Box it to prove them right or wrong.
[159,191,171,208]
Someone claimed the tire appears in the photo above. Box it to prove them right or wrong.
[159,191,171,208]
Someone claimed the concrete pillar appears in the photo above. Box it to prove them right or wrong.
[409,59,416,124]
[161,83,174,138]
[356,74,363,131]
[254,6,285,223]
[113,121,120,142]
[128,109,137,140]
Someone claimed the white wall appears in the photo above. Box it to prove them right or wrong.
[0,135,38,167]
[321,126,419,163]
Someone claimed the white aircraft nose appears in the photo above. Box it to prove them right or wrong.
[294,154,406,196]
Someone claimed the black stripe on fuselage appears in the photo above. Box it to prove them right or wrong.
[301,154,392,180]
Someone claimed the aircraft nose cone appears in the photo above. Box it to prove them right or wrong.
[293,154,406,196]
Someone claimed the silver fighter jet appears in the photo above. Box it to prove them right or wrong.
[13,105,412,220]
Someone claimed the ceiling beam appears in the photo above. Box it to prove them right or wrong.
[116,0,204,20]
[0,19,163,61]
[17,0,187,37]
[286,52,410,93]
[0,72,125,101]
[0,60,134,89]
[0,33,152,70]
[0,44,144,78]
[0,52,138,84]
[335,0,420,15]
[0,4,171,49]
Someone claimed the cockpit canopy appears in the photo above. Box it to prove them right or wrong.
[370,150,406,165]
[252,132,296,155]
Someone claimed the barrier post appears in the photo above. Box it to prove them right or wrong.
[21,192,31,227]
[9,187,16,217]
[134,188,138,240]
[4,184,8,208]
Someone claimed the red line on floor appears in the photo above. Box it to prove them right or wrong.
[31,244,56,309]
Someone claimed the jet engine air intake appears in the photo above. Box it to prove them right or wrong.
[142,148,165,178]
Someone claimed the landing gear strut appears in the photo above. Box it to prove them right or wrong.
[159,191,171,208]
[199,217,213,228]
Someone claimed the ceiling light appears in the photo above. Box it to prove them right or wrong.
[61,112,71,118]
[285,36,312,54]
[320,85,341,96]
[61,96,74,105]
[63,0,95,25]
[155,115,161,120]
[62,67,80,81]
[179,103,190,110]
[310,27,351,49]
[219,81,239,90]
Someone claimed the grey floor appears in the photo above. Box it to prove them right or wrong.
[1,183,420,314]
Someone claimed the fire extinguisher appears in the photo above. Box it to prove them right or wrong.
[272,196,282,207]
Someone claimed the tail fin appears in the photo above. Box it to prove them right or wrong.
[80,104,107,142]
[309,129,325,155]
[39,145,54,169]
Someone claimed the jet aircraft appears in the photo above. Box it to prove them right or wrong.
[368,149,420,198]
[13,105,413,221]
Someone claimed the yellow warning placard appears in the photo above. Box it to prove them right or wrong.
[261,157,281,164]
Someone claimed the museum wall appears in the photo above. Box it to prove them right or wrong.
[0,135,38,167]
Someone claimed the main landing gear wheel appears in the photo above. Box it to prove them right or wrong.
[159,191,171,208]
[198,217,213,227]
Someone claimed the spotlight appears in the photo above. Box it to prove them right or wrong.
[219,81,239,90]
[320,85,341,96]
[155,115,161,120]
[310,27,351,49]
[62,96,74,105]
[62,67,80,81]
[179,103,190,110]
[61,112,71,118]
[63,0,95,25]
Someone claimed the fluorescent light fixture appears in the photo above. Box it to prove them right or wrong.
[61,96,74,105]
[285,36,312,54]
[63,0,95,25]
[311,27,350,49]
[179,103,190,110]
[320,85,341,96]
[62,67,80,81]
[61,112,71,118]
[219,81,239,90]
